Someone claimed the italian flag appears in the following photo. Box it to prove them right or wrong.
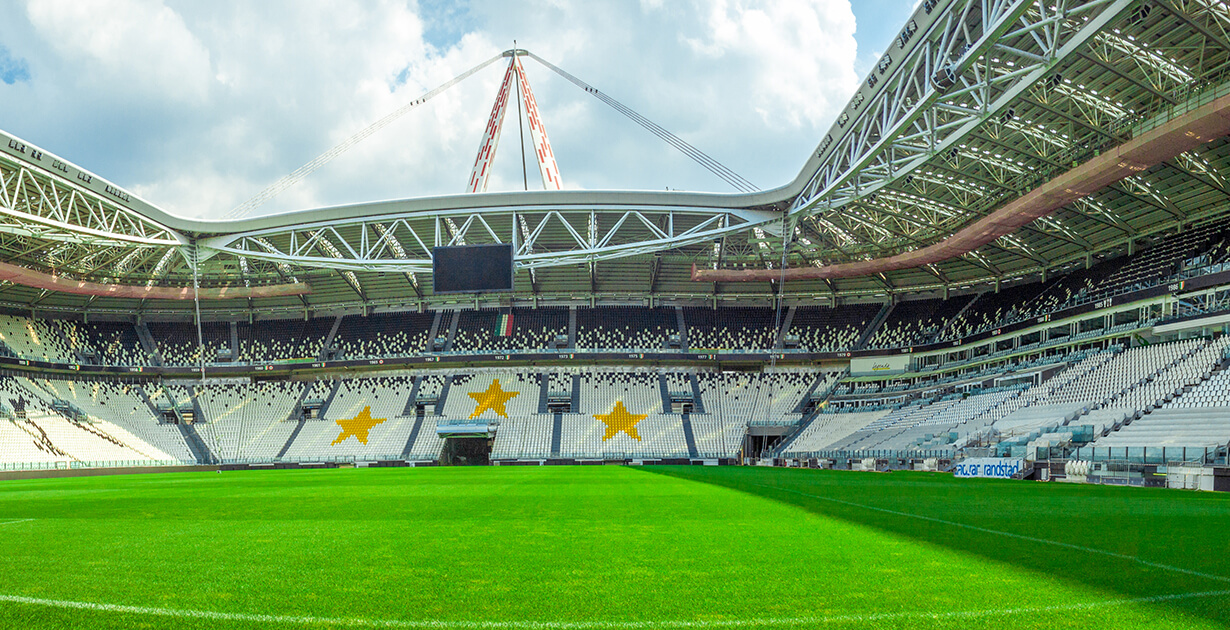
[496,312,514,337]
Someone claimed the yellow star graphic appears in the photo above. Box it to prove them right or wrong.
[331,406,387,445]
[468,379,519,419]
[595,401,647,441]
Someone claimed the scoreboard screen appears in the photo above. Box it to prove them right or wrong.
[432,244,514,294]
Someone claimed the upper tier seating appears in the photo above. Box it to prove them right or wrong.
[60,320,148,366]
[0,315,76,363]
[1101,221,1226,294]
[0,218,1228,377]
[939,282,1051,342]
[788,304,880,352]
[242,318,334,363]
[1014,261,1123,322]
[866,296,975,349]
[94,322,149,366]
[452,309,568,353]
[146,318,335,366]
[683,307,778,350]
[575,307,675,351]
[333,311,435,359]
[942,218,1230,340]
[149,321,230,366]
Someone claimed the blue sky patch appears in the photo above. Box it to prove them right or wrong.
[390,0,477,90]
[417,0,477,52]
[851,0,919,74]
[0,45,31,85]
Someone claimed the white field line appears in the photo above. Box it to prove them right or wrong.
[0,589,1227,628]
[0,519,33,527]
[751,482,1230,585]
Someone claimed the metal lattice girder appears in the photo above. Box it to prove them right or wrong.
[2,0,1229,309]
[0,147,187,286]
[199,205,779,273]
[0,152,185,249]
[794,0,1136,217]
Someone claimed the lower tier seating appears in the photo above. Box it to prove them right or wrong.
[5,333,1230,468]
[0,376,180,467]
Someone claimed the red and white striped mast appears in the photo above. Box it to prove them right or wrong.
[467,47,563,193]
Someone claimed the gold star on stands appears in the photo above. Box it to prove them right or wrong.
[468,379,519,419]
[332,406,387,445]
[595,401,647,441]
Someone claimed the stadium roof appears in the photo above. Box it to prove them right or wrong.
[1,0,1229,319]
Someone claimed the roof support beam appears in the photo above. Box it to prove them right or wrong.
[794,0,1136,216]
[694,78,1230,283]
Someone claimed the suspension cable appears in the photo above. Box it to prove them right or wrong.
[228,48,759,217]
[525,52,758,193]
[191,241,205,382]
[762,215,794,438]
[225,53,506,219]
[514,46,529,191]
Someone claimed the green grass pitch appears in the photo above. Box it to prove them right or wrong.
[0,465,1228,629]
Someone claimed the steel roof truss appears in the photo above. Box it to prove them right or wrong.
[794,0,1134,217]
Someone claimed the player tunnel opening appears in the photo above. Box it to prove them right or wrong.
[745,428,791,461]
[436,420,496,465]
[440,436,493,466]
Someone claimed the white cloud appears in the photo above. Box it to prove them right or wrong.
[25,0,212,103]
[683,0,858,129]
[2,0,861,219]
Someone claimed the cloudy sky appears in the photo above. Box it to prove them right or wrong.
[0,0,917,220]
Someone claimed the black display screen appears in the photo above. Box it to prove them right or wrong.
[432,244,514,294]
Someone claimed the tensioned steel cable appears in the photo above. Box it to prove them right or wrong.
[761,216,794,443]
[228,49,758,218]
[225,53,506,219]
[526,52,758,193]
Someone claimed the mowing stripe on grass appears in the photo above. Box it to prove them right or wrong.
[1,590,1228,628]
[0,519,32,527]
[753,482,1230,585]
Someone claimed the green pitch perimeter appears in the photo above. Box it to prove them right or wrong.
[0,466,1228,630]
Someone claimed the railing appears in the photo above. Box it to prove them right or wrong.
[782,448,956,459]
[747,417,803,427]
[218,455,406,465]
[438,419,497,427]
[491,451,727,460]
[0,459,184,472]
[1071,445,1225,465]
